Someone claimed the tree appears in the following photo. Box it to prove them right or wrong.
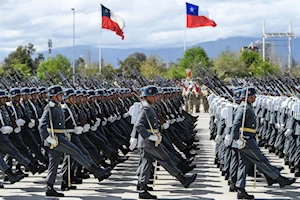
[101,64,115,79]
[140,55,167,79]
[118,52,147,72]
[32,53,45,71]
[3,43,36,73]
[212,48,249,80]
[37,54,71,83]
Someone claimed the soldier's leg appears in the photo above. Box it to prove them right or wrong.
[21,127,47,163]
[235,151,252,189]
[46,149,64,185]
[223,145,231,176]
[195,96,200,113]
[138,150,154,190]
[78,134,104,165]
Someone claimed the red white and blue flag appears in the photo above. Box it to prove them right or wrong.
[186,2,217,28]
[101,5,125,40]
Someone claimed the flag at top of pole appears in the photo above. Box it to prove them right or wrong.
[186,2,217,28]
[101,4,125,39]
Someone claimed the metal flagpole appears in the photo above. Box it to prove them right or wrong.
[99,3,102,73]
[71,8,76,85]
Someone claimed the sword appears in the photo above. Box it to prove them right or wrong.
[48,102,58,149]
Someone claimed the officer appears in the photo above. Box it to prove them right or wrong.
[134,85,197,199]
[39,85,111,197]
[232,87,297,199]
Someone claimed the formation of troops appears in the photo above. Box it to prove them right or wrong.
[209,86,298,199]
[0,73,199,199]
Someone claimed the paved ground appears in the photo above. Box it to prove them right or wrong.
[0,111,299,199]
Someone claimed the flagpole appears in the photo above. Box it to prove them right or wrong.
[184,1,186,54]
[99,3,102,73]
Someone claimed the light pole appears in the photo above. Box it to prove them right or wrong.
[71,8,75,85]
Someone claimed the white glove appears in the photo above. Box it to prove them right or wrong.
[46,136,58,146]
[275,123,280,129]
[16,119,26,127]
[117,116,121,120]
[148,135,158,142]
[108,116,113,122]
[1,126,13,134]
[224,134,231,147]
[166,120,171,124]
[83,124,90,133]
[171,114,175,119]
[236,138,246,149]
[162,123,170,130]
[215,135,221,142]
[102,121,107,126]
[28,119,35,128]
[260,118,264,123]
[214,118,218,123]
[176,118,181,122]
[90,125,97,131]
[285,129,293,137]
[129,137,138,150]
[74,126,83,135]
[95,118,101,126]
[171,119,176,124]
[14,127,21,133]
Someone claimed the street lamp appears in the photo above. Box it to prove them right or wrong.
[71,8,75,85]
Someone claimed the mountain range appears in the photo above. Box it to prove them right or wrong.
[1,36,299,67]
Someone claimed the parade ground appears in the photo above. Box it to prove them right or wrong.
[0,111,299,200]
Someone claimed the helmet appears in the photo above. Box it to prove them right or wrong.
[63,88,75,99]
[75,90,83,96]
[10,88,21,97]
[140,85,158,97]
[233,89,242,101]
[87,90,96,97]
[38,87,47,94]
[21,87,30,95]
[30,87,38,94]
[48,85,63,97]
[240,87,257,99]
[0,90,8,98]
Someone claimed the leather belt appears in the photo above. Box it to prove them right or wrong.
[147,129,159,134]
[240,127,256,133]
[47,128,72,133]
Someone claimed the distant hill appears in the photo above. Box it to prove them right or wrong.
[1,36,300,67]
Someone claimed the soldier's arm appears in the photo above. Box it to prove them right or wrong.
[231,107,243,140]
[135,107,151,139]
[38,105,50,141]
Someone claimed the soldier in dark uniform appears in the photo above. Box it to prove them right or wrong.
[39,85,111,197]
[134,85,197,199]
[232,87,297,199]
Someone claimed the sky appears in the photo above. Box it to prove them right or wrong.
[0,0,299,54]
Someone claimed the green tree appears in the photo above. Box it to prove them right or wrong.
[140,55,168,79]
[118,52,147,72]
[3,43,36,73]
[37,54,71,83]
[212,48,249,80]
[101,64,115,79]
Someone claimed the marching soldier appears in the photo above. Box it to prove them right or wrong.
[39,85,112,197]
[232,87,296,199]
[132,85,197,199]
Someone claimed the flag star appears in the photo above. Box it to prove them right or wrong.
[190,7,195,12]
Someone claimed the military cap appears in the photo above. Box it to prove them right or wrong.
[0,90,8,98]
[63,88,75,99]
[240,87,257,99]
[75,90,83,96]
[10,88,21,97]
[30,87,38,94]
[81,90,87,96]
[233,89,242,101]
[140,85,158,97]
[87,90,96,97]
[38,87,47,94]
[21,87,30,95]
[48,85,63,97]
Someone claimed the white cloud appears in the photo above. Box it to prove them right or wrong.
[0,0,299,55]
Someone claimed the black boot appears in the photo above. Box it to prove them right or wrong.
[37,164,48,174]
[5,168,23,184]
[237,188,254,199]
[61,179,77,191]
[46,184,64,197]
[137,183,153,191]
[27,162,38,175]
[176,173,197,188]
[295,168,300,177]
[265,174,278,186]
[181,164,196,175]
[139,191,157,199]
[276,175,296,188]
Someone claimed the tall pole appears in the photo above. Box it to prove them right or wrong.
[71,8,75,85]
[99,4,102,73]
[288,19,292,70]
[262,20,266,62]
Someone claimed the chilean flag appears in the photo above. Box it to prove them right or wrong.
[101,5,125,40]
[186,2,217,28]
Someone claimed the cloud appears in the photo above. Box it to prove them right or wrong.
[0,0,299,56]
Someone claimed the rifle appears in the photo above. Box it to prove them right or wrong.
[58,70,76,89]
[42,68,57,85]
